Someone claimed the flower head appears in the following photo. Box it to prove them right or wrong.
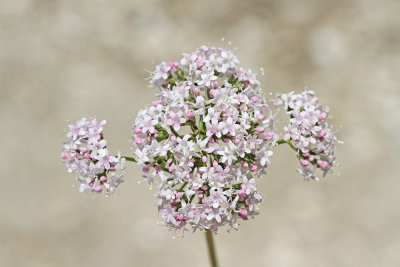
[133,45,277,233]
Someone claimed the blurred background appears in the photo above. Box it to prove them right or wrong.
[1,0,399,266]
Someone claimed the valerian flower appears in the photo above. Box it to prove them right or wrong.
[61,44,340,237]
[133,45,277,233]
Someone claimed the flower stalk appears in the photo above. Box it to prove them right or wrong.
[205,230,218,267]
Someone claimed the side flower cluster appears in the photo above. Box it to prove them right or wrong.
[132,45,277,233]
[274,90,339,181]
[61,117,125,195]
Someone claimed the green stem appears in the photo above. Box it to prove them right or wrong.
[170,126,181,137]
[178,181,188,192]
[122,156,137,162]
[205,230,218,267]
[276,139,287,145]
[276,139,298,151]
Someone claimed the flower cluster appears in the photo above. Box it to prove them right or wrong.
[132,45,277,233]
[61,117,125,195]
[274,90,339,181]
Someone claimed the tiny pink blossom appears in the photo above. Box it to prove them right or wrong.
[250,164,258,172]
[300,159,310,166]
[95,185,102,192]
[250,96,258,103]
[318,161,329,168]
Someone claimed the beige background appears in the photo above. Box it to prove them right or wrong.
[1,0,400,266]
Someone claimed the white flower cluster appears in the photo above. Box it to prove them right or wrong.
[274,90,339,181]
[61,118,125,195]
[132,46,277,233]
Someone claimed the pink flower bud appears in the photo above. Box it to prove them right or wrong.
[223,138,229,143]
[194,88,200,96]
[256,113,264,120]
[226,112,232,118]
[255,126,264,133]
[232,137,241,144]
[239,209,248,220]
[318,161,329,168]
[167,158,173,164]
[239,209,247,217]
[303,152,309,157]
[176,192,183,199]
[176,214,184,221]
[168,164,175,172]
[100,176,107,182]
[80,147,87,153]
[194,186,199,191]
[241,161,249,168]
[319,130,327,138]
[143,165,150,173]
[308,156,314,162]
[311,97,319,104]
[250,96,258,103]
[209,89,214,97]
[202,156,208,163]
[213,161,218,168]
[265,132,274,140]
[61,152,68,160]
[300,159,309,166]
[250,164,258,172]
[202,185,208,191]
[319,113,326,121]
[134,137,143,145]
[171,136,177,142]
[187,110,194,120]
[95,185,102,192]
[84,152,91,159]
[134,126,142,134]
[198,193,204,199]
[237,189,245,196]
